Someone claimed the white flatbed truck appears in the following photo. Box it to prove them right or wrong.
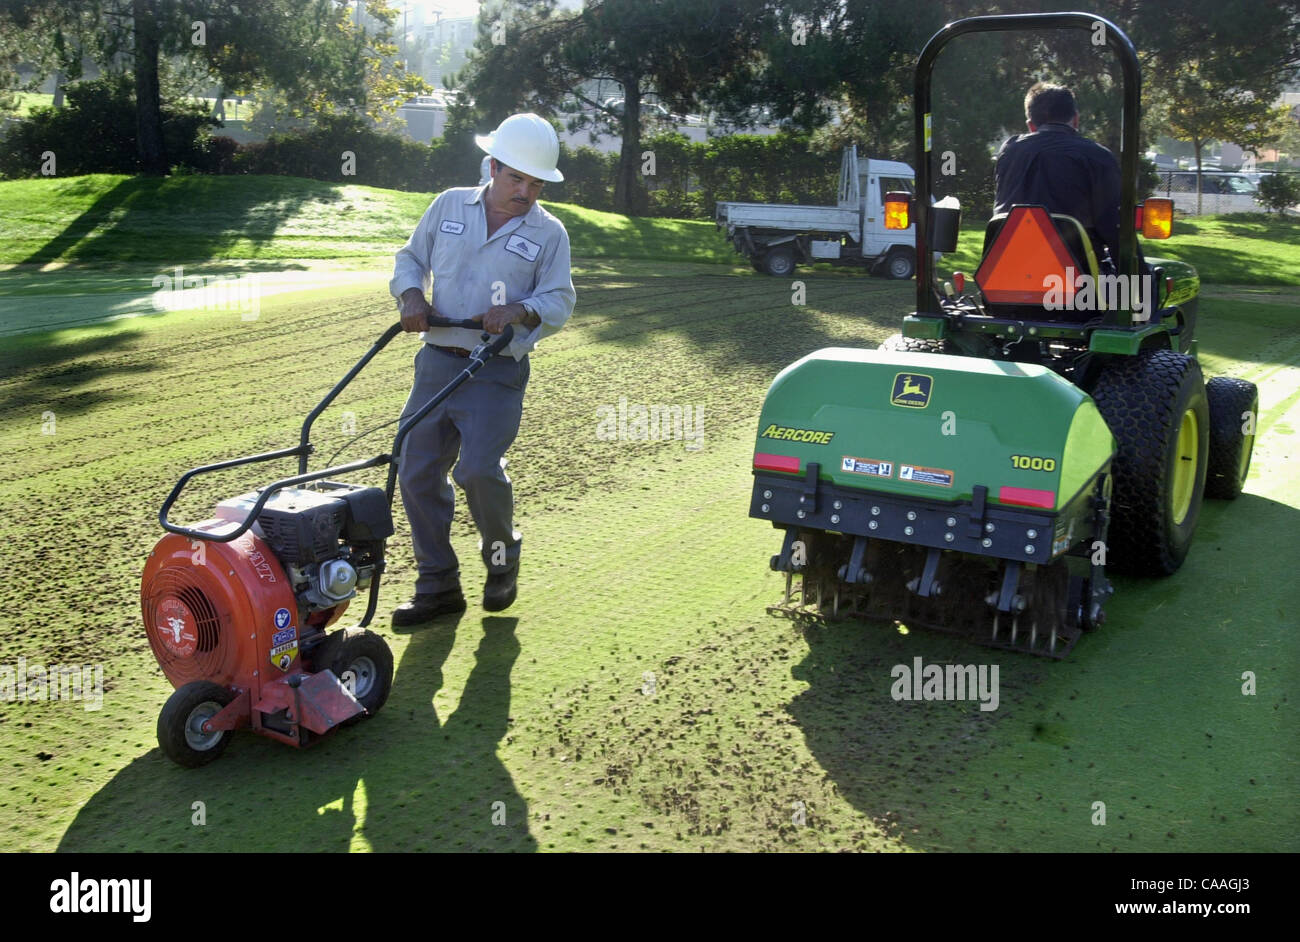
[715,146,918,278]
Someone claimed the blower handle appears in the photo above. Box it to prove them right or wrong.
[296,316,506,474]
[159,453,391,542]
[382,324,514,504]
[161,319,513,541]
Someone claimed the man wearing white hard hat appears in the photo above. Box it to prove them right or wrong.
[389,112,576,625]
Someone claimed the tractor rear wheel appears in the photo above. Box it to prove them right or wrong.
[158,681,236,768]
[1205,377,1258,500]
[878,333,951,354]
[1091,350,1209,576]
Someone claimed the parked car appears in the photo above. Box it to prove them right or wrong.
[1155,170,1264,215]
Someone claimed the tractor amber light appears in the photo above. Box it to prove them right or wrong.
[998,486,1056,509]
[975,206,1078,304]
[1141,198,1173,239]
[884,192,911,230]
[754,453,800,473]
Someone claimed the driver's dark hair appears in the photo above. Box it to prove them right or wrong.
[1025,82,1077,126]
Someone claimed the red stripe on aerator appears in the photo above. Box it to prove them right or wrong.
[998,486,1055,508]
[754,453,800,473]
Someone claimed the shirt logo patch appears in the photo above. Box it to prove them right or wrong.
[439,220,466,234]
[504,234,541,262]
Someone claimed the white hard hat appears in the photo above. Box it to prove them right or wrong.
[475,112,564,183]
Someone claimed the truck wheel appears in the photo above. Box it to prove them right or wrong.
[884,248,915,280]
[878,333,950,354]
[1205,376,1258,500]
[763,246,796,277]
[1091,350,1210,576]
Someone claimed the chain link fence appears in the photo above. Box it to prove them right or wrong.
[1154,169,1300,215]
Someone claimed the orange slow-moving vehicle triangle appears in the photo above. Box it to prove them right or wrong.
[975,206,1079,305]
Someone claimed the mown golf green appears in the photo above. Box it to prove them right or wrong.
[0,176,1295,852]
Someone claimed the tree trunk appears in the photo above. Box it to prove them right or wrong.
[133,0,166,175]
[1193,135,1202,216]
[613,77,647,215]
[52,70,64,108]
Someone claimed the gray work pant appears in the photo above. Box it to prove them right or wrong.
[397,343,529,594]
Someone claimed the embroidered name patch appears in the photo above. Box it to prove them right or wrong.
[439,220,466,234]
[505,234,541,262]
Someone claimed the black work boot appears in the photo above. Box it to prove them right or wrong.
[483,563,518,612]
[391,587,466,629]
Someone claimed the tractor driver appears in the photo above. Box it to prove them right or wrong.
[994,82,1123,270]
[388,113,576,627]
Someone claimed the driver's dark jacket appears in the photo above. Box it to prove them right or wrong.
[994,122,1122,266]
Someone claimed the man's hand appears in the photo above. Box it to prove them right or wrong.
[399,288,434,332]
[476,303,527,335]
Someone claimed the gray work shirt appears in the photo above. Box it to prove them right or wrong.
[389,184,577,361]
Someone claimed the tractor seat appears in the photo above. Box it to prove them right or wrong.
[975,205,1103,323]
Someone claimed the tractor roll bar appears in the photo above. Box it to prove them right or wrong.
[913,12,1141,320]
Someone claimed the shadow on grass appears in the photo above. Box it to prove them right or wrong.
[785,618,1030,852]
[785,490,1300,852]
[57,614,535,852]
[0,329,156,418]
[1158,245,1297,286]
[581,268,910,373]
[19,175,339,267]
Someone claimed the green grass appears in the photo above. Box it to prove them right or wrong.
[9,92,54,116]
[0,175,1296,852]
[2,174,1293,283]
[939,214,1300,286]
[0,174,733,269]
[0,262,1295,853]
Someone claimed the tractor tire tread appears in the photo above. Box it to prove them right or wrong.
[878,333,951,354]
[1090,350,1209,577]
[1205,376,1257,500]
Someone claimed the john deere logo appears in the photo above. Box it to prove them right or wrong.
[891,372,933,409]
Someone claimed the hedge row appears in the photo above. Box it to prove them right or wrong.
[0,78,847,217]
[226,124,843,220]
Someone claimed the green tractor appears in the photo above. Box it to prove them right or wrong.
[749,12,1258,658]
